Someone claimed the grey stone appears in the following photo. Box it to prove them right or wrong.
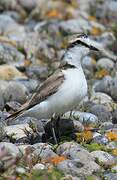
[0,96,5,110]
[82,56,96,70]
[3,81,29,104]
[33,143,57,159]
[0,42,24,65]
[91,151,115,166]
[57,142,100,176]
[26,65,48,80]
[0,142,21,157]
[97,58,114,70]
[32,163,46,170]
[0,118,6,141]
[100,122,114,130]
[64,111,99,127]
[112,109,117,124]
[90,104,112,122]
[93,135,109,145]
[59,18,91,34]
[103,172,117,180]
[18,0,37,11]
[106,142,117,150]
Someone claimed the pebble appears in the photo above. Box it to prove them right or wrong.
[0,65,27,80]
[57,142,100,176]
[32,163,46,170]
[90,92,114,111]
[90,104,112,122]
[5,124,33,139]
[64,111,99,127]
[0,42,24,64]
[91,150,115,166]
[33,143,57,159]
[97,58,114,70]
[3,81,29,104]
[0,142,21,157]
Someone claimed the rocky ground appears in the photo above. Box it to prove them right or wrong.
[0,0,117,179]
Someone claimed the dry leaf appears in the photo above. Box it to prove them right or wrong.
[111,148,117,156]
[76,130,93,143]
[48,156,67,166]
[91,27,102,36]
[46,9,62,18]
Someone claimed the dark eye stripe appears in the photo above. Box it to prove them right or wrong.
[68,40,90,49]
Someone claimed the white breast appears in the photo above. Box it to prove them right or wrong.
[24,67,87,119]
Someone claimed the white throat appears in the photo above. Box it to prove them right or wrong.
[62,46,90,68]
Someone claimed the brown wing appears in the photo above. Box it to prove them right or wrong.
[6,69,64,120]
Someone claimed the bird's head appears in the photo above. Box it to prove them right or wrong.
[67,33,99,57]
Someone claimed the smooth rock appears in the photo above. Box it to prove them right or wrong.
[26,65,48,80]
[5,124,33,139]
[16,167,26,174]
[32,163,46,170]
[3,81,29,104]
[57,142,100,176]
[0,65,27,80]
[33,143,57,159]
[0,119,6,141]
[103,172,117,180]
[91,151,115,166]
[18,0,37,11]
[82,56,96,70]
[0,42,24,65]
[93,135,109,145]
[8,117,45,134]
[64,111,99,127]
[90,104,112,122]
[59,18,91,34]
[0,142,21,157]
[97,58,114,70]
[90,92,114,111]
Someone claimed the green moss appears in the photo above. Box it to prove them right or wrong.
[83,143,106,152]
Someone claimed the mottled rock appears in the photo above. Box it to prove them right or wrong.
[0,118,6,141]
[0,65,27,80]
[0,42,24,65]
[18,0,37,11]
[103,172,117,180]
[26,65,48,80]
[82,56,96,70]
[33,143,57,159]
[5,124,33,139]
[112,109,117,124]
[90,92,114,111]
[32,163,46,170]
[57,142,100,176]
[3,81,29,103]
[90,104,112,122]
[0,142,21,157]
[97,58,114,70]
[64,111,99,127]
[93,134,109,145]
[91,151,115,166]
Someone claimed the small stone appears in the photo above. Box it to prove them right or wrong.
[64,111,99,127]
[57,142,100,176]
[0,65,27,80]
[32,163,46,170]
[0,142,21,157]
[3,81,29,104]
[18,0,37,11]
[90,92,114,111]
[16,167,26,174]
[5,124,33,139]
[33,143,57,159]
[89,104,112,122]
[97,58,114,70]
[91,151,115,166]
[93,135,109,145]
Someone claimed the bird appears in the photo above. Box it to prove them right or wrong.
[6,33,99,143]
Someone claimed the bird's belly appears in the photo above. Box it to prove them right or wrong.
[25,68,87,119]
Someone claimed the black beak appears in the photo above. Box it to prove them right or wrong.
[90,45,99,51]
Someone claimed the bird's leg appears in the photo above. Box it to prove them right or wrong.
[51,113,58,144]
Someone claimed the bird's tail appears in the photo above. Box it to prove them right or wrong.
[6,102,29,122]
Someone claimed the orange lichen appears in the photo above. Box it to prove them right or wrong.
[106,131,117,141]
